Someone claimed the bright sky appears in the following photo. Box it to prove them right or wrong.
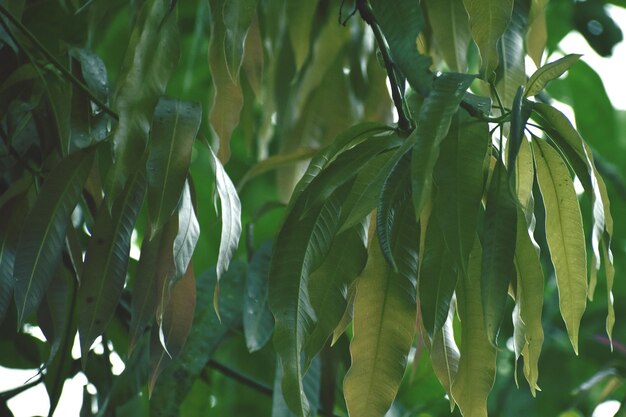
[3,7,626,417]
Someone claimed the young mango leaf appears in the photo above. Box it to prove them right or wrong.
[243,241,274,353]
[525,54,581,97]
[149,264,196,395]
[272,357,321,417]
[411,73,476,221]
[533,138,587,354]
[481,158,517,345]
[149,264,245,417]
[495,0,527,108]
[430,301,460,411]
[146,99,202,235]
[14,146,96,326]
[434,110,489,276]
[210,147,242,314]
[369,0,433,94]
[419,219,458,337]
[286,0,319,71]
[222,0,258,81]
[269,190,345,417]
[79,170,146,362]
[305,224,367,366]
[105,0,180,207]
[172,181,199,284]
[344,201,418,417]
[424,0,471,72]
[462,0,514,80]
[452,240,497,417]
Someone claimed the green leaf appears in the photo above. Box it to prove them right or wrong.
[37,265,72,366]
[508,87,532,174]
[495,0,527,108]
[532,138,587,354]
[430,302,460,411]
[243,241,275,353]
[146,99,202,235]
[79,170,146,361]
[434,110,489,276]
[0,194,27,324]
[237,147,319,190]
[525,54,581,97]
[419,219,457,337]
[424,0,471,72]
[286,0,319,71]
[305,225,367,366]
[452,239,497,417]
[13,146,96,326]
[481,158,517,345]
[272,357,321,417]
[370,0,433,94]
[210,147,242,312]
[105,0,180,207]
[603,243,615,344]
[222,0,258,81]
[526,0,549,67]
[411,73,476,222]
[462,0,514,79]
[344,198,418,417]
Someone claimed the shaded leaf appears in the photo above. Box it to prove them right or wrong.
[222,0,258,81]
[243,241,274,353]
[525,54,581,97]
[14,146,95,326]
[526,0,549,67]
[242,15,264,96]
[508,87,532,174]
[430,301,460,411]
[495,0,527,108]
[272,357,321,417]
[424,0,471,72]
[238,147,319,190]
[286,0,319,71]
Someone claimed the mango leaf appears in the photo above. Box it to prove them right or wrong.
[149,264,196,395]
[434,110,489,276]
[0,194,27,324]
[411,73,476,222]
[331,283,356,345]
[146,99,202,235]
[424,0,471,72]
[462,0,514,80]
[210,147,242,313]
[370,0,433,94]
[481,158,517,345]
[242,15,263,96]
[272,357,321,417]
[222,0,258,81]
[105,0,179,207]
[286,0,319,71]
[79,170,146,362]
[344,198,418,417]
[150,264,245,417]
[209,0,244,162]
[525,54,581,97]
[13,146,95,326]
[237,147,319,190]
[526,0,549,67]
[533,138,587,354]
[507,87,532,174]
[603,244,615,344]
[430,302,460,411]
[37,265,72,366]
[243,241,274,353]
[514,208,544,396]
[172,181,199,284]
[305,224,367,366]
[269,190,345,417]
[495,0,527,108]
[452,240,497,417]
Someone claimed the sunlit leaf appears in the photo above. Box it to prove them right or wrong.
[146,99,201,235]
[452,239,496,417]
[14,146,96,326]
[243,241,274,353]
[424,0,471,72]
[462,0,514,80]
[481,158,517,345]
[430,302,460,411]
[222,0,258,81]
[533,138,587,354]
[525,54,581,97]
[526,0,549,67]
[603,244,615,344]
[105,0,179,207]
[79,170,146,361]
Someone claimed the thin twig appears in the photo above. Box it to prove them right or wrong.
[0,375,43,400]
[206,359,273,396]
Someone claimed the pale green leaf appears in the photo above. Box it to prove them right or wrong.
[526,0,549,67]
[462,0,514,80]
[146,99,202,235]
[13,147,95,326]
[525,54,581,97]
[430,302,460,411]
[243,241,275,353]
[242,15,263,96]
[533,138,587,354]
[172,181,199,281]
[286,0,319,71]
[424,0,471,72]
[515,137,534,214]
[452,240,497,417]
[222,0,258,81]
[603,243,615,344]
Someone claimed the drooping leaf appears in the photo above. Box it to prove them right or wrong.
[424,0,471,72]
[79,170,146,361]
[526,0,549,67]
[411,73,476,222]
[433,110,489,276]
[430,301,460,411]
[37,264,72,366]
[525,54,581,97]
[105,0,180,207]
[172,181,199,284]
[532,138,587,353]
[242,15,264,96]
[146,99,202,235]
[508,87,532,174]
[272,357,321,417]
[222,0,259,81]
[495,0,527,108]
[237,147,319,190]
[210,147,242,313]
[243,241,275,353]
[481,158,517,345]
[13,146,95,326]
[344,199,418,417]
[286,0,319,71]
[452,240,497,417]
[603,243,615,344]
[462,0,514,80]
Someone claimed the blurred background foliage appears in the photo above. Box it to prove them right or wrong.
[1,0,626,416]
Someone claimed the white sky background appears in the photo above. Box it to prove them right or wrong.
[2,6,626,417]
